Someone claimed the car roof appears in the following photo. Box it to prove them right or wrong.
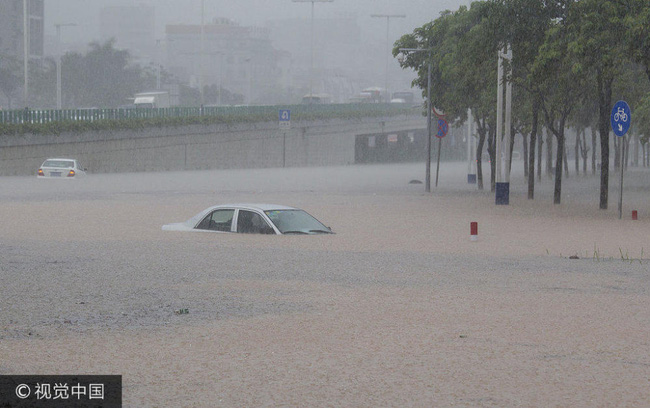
[185,203,300,228]
[205,203,298,212]
[44,158,77,161]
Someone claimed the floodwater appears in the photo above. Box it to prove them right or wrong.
[1,161,649,407]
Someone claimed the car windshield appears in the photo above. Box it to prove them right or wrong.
[264,209,331,234]
[42,160,74,168]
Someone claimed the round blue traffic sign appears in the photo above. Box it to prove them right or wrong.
[436,118,448,138]
[610,100,631,137]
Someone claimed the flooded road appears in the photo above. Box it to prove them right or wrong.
[1,162,649,407]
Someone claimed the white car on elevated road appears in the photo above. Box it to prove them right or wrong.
[37,158,86,178]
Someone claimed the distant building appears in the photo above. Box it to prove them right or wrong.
[99,4,156,62]
[265,16,416,103]
[165,18,281,105]
[265,16,369,102]
[0,0,44,107]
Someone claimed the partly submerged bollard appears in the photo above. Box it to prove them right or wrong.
[470,222,478,241]
[632,210,638,220]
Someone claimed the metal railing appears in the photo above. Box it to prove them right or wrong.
[0,103,414,125]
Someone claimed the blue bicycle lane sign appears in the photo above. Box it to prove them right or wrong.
[610,100,631,137]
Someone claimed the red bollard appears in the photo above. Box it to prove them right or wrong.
[632,210,638,220]
[470,222,478,241]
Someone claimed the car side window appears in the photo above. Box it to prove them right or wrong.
[196,209,234,232]
[237,210,274,234]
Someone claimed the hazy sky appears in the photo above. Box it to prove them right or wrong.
[46,0,470,45]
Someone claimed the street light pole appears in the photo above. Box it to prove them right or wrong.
[399,47,432,192]
[23,0,29,107]
[292,0,333,105]
[199,0,205,105]
[371,14,405,101]
[55,23,76,109]
[495,45,512,205]
[155,39,162,90]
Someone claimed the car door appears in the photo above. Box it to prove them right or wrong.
[195,208,235,232]
[235,210,276,234]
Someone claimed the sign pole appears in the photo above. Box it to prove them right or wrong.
[283,131,287,168]
[435,136,442,187]
[610,100,631,220]
[619,136,625,219]
[433,115,448,187]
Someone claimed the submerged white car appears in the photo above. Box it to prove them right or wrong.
[162,204,333,235]
[37,158,86,178]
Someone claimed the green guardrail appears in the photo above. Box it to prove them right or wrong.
[0,103,417,125]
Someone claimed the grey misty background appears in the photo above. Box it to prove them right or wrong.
[34,0,468,107]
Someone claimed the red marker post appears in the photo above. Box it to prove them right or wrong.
[470,222,478,242]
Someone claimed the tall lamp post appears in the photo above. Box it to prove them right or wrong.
[199,0,205,105]
[495,45,512,205]
[371,14,405,101]
[292,0,333,104]
[55,23,76,109]
[399,48,432,192]
[23,0,29,107]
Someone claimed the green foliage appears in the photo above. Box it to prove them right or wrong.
[626,0,650,81]
[0,105,415,136]
[634,94,650,144]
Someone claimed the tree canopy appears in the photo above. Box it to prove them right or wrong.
[394,0,650,207]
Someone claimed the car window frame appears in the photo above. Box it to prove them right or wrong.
[195,208,235,232]
[234,209,277,235]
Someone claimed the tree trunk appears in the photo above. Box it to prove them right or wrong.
[528,98,539,199]
[598,72,612,210]
[591,127,597,174]
[554,121,566,205]
[625,136,631,170]
[488,127,496,192]
[523,133,529,180]
[508,126,515,175]
[613,137,620,170]
[537,128,543,181]
[546,129,553,178]
[574,130,580,175]
[580,131,588,174]
[476,126,486,190]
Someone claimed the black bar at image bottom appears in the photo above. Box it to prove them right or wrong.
[0,375,121,407]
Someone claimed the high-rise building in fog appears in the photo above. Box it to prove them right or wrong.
[99,4,156,62]
[265,16,383,102]
[166,18,284,105]
[0,0,44,107]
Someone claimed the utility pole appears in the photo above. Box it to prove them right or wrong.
[371,14,406,101]
[292,0,334,105]
[199,0,205,105]
[495,45,512,204]
[23,0,29,107]
[55,23,76,109]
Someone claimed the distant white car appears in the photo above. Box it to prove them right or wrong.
[162,204,333,235]
[37,158,87,178]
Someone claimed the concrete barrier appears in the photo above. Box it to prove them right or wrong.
[0,114,425,176]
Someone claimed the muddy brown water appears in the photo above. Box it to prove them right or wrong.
[2,162,649,407]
